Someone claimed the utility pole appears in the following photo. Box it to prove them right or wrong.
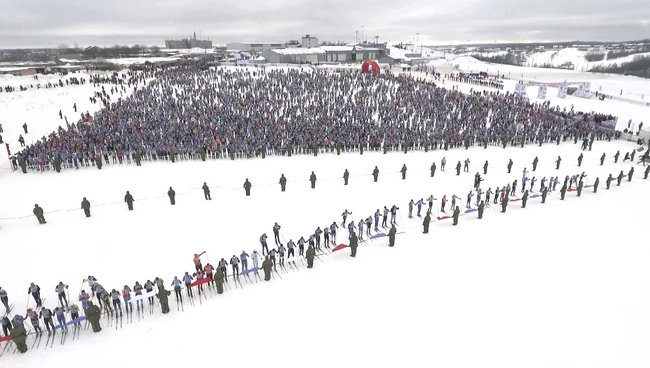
[356,31,359,44]
[361,25,364,45]
[416,33,419,54]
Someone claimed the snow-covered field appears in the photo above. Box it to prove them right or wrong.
[0,66,650,368]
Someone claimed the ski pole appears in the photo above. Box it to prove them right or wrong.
[205,252,210,265]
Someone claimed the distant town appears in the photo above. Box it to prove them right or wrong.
[1,33,649,78]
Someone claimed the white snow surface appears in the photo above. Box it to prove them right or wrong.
[0,67,649,368]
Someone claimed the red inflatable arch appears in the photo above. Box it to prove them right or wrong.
[361,60,380,74]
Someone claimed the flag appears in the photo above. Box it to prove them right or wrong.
[637,146,645,152]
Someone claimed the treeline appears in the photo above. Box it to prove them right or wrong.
[71,45,162,59]
[584,53,605,62]
[589,55,650,78]
[607,47,650,60]
[472,52,525,66]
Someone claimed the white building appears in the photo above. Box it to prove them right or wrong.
[263,48,325,64]
[226,42,285,52]
[302,35,318,49]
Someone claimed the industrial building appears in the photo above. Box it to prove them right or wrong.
[226,42,285,52]
[165,32,213,49]
[301,35,318,48]
[262,48,326,64]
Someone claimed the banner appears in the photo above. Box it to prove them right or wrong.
[514,82,527,97]
[537,84,547,99]
[558,82,568,99]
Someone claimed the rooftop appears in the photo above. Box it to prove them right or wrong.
[272,48,326,55]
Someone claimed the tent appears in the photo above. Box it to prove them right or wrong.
[361,60,380,74]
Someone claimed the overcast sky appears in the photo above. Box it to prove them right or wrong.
[1,0,649,48]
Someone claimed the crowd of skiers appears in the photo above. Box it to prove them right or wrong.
[9,61,618,173]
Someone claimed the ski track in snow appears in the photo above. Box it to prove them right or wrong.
[0,66,649,368]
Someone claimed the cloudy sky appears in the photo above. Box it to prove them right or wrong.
[1,0,649,48]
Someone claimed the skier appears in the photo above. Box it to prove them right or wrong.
[54,282,69,309]
[193,251,206,273]
[485,188,492,205]
[273,223,281,245]
[251,250,261,269]
[373,210,381,231]
[466,191,474,209]
[182,272,194,298]
[617,171,624,186]
[365,216,372,237]
[382,206,389,227]
[532,157,538,171]
[507,159,513,173]
[260,233,269,254]
[614,150,620,163]
[593,177,600,193]
[133,282,144,312]
[606,174,612,189]
[122,286,132,314]
[390,205,399,224]
[600,153,605,165]
[342,209,352,227]
[202,182,211,200]
[294,236,304,257]
[27,283,42,307]
[240,251,250,271]
[483,160,488,175]
[81,197,91,217]
[347,221,355,239]
[204,263,215,285]
[330,222,338,245]
[628,167,634,181]
[357,219,364,240]
[415,198,425,217]
[124,191,134,210]
[560,183,567,200]
[441,157,446,171]
[555,156,562,169]
[0,287,8,312]
[24,308,41,334]
[541,187,548,204]
[408,200,414,219]
[464,158,470,172]
[230,255,240,276]
[456,161,462,175]
[79,290,91,311]
[323,227,330,248]
[530,177,537,192]
[40,307,55,334]
[451,194,460,211]
[218,258,229,281]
